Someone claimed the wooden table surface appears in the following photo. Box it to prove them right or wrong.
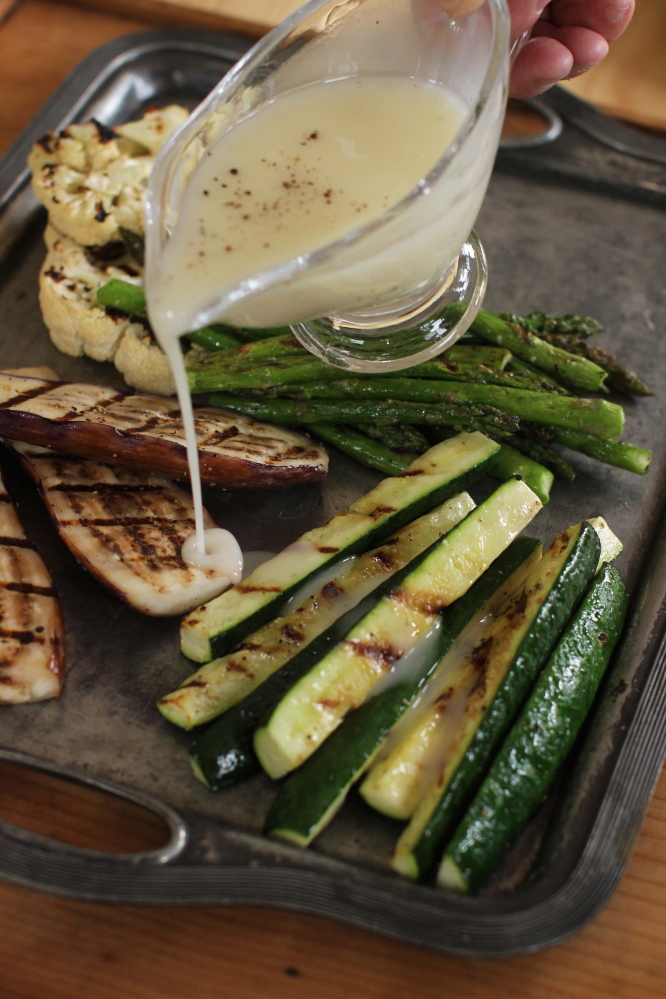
[0,3,665,997]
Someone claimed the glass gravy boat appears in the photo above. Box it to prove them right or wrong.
[145,0,510,372]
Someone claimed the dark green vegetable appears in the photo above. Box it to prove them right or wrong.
[97,278,146,316]
[236,378,624,439]
[552,428,651,475]
[357,422,430,454]
[439,563,627,892]
[488,444,553,504]
[263,539,541,846]
[119,227,145,266]
[396,520,602,881]
[305,424,410,476]
[208,393,521,439]
[189,520,495,788]
[462,308,608,392]
[501,312,604,340]
[536,332,652,397]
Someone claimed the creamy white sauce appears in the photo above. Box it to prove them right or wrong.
[181,527,243,581]
[148,75,465,337]
[146,77,463,570]
[366,618,443,700]
[280,554,358,616]
[241,550,276,578]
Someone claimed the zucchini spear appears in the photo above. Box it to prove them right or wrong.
[254,477,542,780]
[180,432,502,662]
[162,493,475,730]
[438,563,627,892]
[389,519,609,880]
[263,538,542,846]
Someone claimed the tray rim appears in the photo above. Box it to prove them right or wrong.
[0,26,665,959]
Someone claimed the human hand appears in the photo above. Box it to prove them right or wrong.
[440,0,635,98]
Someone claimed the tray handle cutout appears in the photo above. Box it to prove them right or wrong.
[0,748,188,881]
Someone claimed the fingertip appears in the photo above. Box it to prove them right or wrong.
[509,36,574,98]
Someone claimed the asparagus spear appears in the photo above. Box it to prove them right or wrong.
[306,424,411,476]
[552,428,651,475]
[505,357,570,395]
[439,346,511,369]
[463,308,608,392]
[209,394,521,438]
[357,422,430,454]
[97,278,146,316]
[96,279,291,346]
[95,279,241,351]
[488,445,553,505]
[189,356,345,393]
[190,334,306,367]
[508,436,576,482]
[501,312,604,339]
[268,378,624,439]
[536,333,652,397]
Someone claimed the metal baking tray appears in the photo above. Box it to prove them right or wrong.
[1,28,665,958]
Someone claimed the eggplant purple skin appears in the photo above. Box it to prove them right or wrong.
[0,407,328,489]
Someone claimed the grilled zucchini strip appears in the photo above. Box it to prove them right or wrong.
[438,564,627,892]
[181,432,501,662]
[390,520,605,880]
[254,478,542,780]
[159,493,475,729]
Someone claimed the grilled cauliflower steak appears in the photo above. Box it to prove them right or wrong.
[39,223,146,362]
[29,105,188,247]
[39,224,199,393]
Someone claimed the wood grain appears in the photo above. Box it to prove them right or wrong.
[0,765,663,999]
[562,0,666,132]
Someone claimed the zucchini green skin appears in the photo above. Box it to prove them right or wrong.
[489,445,553,505]
[181,433,500,662]
[160,495,474,730]
[254,478,542,779]
[406,521,602,881]
[189,525,477,789]
[263,538,541,846]
[439,564,627,892]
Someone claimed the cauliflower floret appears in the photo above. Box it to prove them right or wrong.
[39,223,147,362]
[40,223,202,395]
[29,106,188,247]
[115,327,203,396]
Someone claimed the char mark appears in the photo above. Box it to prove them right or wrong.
[1,582,57,597]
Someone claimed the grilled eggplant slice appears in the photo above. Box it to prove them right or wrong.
[0,372,328,488]
[6,441,240,616]
[0,469,65,703]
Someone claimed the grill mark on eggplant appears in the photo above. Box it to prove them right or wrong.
[0,383,63,409]
[0,536,35,549]
[0,627,46,645]
[58,515,194,528]
[48,482,166,494]
[1,582,57,597]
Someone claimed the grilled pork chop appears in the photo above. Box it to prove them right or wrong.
[0,372,328,488]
